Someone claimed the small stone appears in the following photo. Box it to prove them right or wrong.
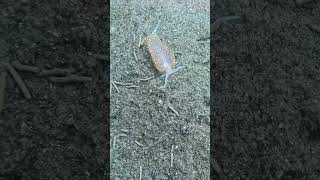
[180,125,188,135]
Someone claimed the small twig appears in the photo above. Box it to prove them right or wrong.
[112,135,117,149]
[3,62,31,99]
[11,61,40,73]
[196,36,210,41]
[133,33,136,45]
[92,53,108,61]
[40,68,75,76]
[138,76,153,81]
[212,158,223,177]
[49,75,92,83]
[0,66,7,113]
[120,129,129,133]
[125,85,139,88]
[166,99,179,117]
[135,140,143,147]
[170,145,174,167]
[133,50,138,61]
[211,15,240,31]
[111,81,120,93]
[113,81,134,86]
[117,133,127,138]
[139,166,142,180]
[138,34,142,47]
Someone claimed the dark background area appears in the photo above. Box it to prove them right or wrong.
[212,0,320,179]
[1,1,108,179]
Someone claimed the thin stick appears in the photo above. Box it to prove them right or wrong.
[168,105,179,116]
[112,135,117,149]
[120,129,129,133]
[139,166,142,180]
[138,76,153,81]
[212,15,240,31]
[125,85,139,88]
[113,81,134,86]
[138,34,142,47]
[3,62,31,99]
[111,81,120,93]
[40,68,75,76]
[135,140,143,147]
[212,158,222,176]
[11,61,40,73]
[133,50,138,61]
[171,145,174,167]
[167,100,179,116]
[133,33,136,45]
[49,75,92,83]
[117,133,127,138]
[152,21,160,34]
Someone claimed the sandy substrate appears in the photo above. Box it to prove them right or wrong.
[110,0,210,179]
[212,0,320,179]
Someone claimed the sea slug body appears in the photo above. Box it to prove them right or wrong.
[144,21,183,88]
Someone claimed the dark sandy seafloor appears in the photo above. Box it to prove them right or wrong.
[1,1,108,179]
[212,0,320,179]
[110,0,210,179]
